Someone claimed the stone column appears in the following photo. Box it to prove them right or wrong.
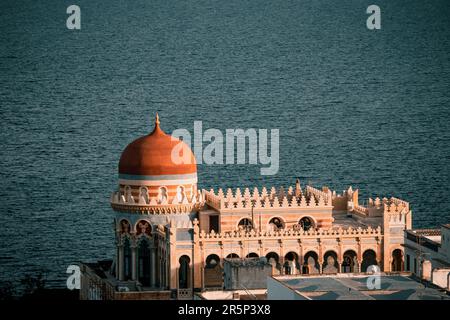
[118,245,124,281]
[193,219,203,291]
[376,238,383,272]
[318,239,323,274]
[164,257,168,289]
[162,259,167,289]
[161,260,165,289]
[131,245,137,280]
[159,256,163,288]
[279,241,285,274]
[169,230,178,292]
[298,240,303,274]
[151,247,156,287]
[356,238,363,272]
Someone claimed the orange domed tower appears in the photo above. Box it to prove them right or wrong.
[111,114,203,214]
[110,114,204,289]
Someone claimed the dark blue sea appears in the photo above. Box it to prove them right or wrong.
[1,0,449,290]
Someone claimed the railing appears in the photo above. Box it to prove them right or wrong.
[177,288,192,300]
[198,225,382,241]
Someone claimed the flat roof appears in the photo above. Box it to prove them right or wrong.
[405,229,442,248]
[332,214,380,229]
[273,273,450,300]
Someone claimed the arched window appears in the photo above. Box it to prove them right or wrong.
[298,217,314,231]
[205,254,220,268]
[342,250,358,273]
[303,251,320,274]
[136,220,152,236]
[179,255,190,289]
[284,252,299,275]
[123,238,132,280]
[238,218,253,231]
[124,186,133,202]
[266,252,280,274]
[158,187,168,204]
[268,217,284,231]
[137,239,151,286]
[226,253,239,259]
[176,186,185,203]
[246,252,259,258]
[120,219,130,234]
[322,251,339,274]
[361,249,377,272]
[204,254,222,288]
[139,187,149,204]
[392,249,403,272]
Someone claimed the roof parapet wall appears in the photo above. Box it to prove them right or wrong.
[203,185,333,212]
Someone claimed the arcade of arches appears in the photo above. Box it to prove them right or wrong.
[116,217,405,291]
[197,248,404,288]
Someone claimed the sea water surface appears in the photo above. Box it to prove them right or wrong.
[0,0,449,290]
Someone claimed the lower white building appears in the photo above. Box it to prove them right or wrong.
[267,273,450,300]
[404,224,450,290]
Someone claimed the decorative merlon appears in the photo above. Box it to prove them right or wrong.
[203,184,334,211]
[197,225,382,241]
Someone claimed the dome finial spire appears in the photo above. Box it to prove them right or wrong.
[150,112,162,135]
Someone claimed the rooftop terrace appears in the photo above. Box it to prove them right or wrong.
[271,273,450,300]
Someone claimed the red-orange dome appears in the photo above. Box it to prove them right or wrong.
[119,114,197,176]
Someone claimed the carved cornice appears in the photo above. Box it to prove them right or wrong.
[111,202,202,214]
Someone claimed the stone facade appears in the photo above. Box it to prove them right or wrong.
[79,115,413,300]
[106,181,412,299]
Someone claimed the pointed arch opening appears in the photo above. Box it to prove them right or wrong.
[392,249,404,272]
[123,237,132,280]
[178,255,191,289]
[266,252,281,275]
[342,250,358,273]
[284,252,299,275]
[303,251,320,274]
[137,238,151,286]
[268,217,284,231]
[204,254,222,288]
[238,218,253,231]
[322,251,339,274]
[361,249,377,272]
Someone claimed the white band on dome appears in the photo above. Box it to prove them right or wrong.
[118,173,197,186]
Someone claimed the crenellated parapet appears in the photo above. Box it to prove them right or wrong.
[353,204,369,215]
[383,200,410,225]
[203,184,333,212]
[349,195,410,218]
[305,186,332,205]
